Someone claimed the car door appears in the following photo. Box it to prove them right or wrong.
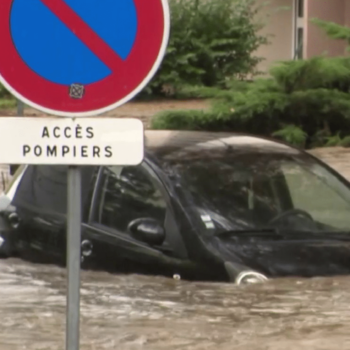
[10,165,97,263]
[82,161,191,277]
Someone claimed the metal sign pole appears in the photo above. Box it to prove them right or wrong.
[1,2,167,350]
[17,100,24,116]
[66,165,82,350]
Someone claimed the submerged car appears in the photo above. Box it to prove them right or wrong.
[1,130,350,284]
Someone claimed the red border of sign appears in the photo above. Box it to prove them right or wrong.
[0,0,169,117]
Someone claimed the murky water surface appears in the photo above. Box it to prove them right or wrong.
[0,259,350,350]
[1,151,350,349]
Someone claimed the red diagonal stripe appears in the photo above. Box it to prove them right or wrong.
[40,0,124,72]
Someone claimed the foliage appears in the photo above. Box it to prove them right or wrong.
[151,20,350,149]
[320,135,350,148]
[270,56,350,93]
[340,136,350,147]
[324,133,343,147]
[152,110,214,130]
[311,18,350,50]
[272,125,307,147]
[142,0,268,97]
[0,98,15,109]
[164,85,226,100]
[0,84,15,108]
[0,84,10,99]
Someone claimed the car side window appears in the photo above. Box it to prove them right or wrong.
[97,165,167,233]
[282,163,350,229]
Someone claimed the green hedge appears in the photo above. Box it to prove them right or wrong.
[0,84,15,108]
[0,84,10,99]
[151,56,350,148]
[141,0,268,97]
[151,21,350,148]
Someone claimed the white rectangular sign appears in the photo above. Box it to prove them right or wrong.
[0,117,144,165]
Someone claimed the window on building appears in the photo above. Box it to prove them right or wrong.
[294,0,304,60]
[297,0,304,18]
[296,28,304,59]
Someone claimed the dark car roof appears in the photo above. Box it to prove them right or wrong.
[11,131,301,217]
[144,130,300,158]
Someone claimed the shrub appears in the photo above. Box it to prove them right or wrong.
[325,133,343,147]
[0,84,10,99]
[152,59,350,147]
[152,56,350,148]
[310,18,350,49]
[0,84,15,108]
[151,19,350,148]
[152,110,213,130]
[142,0,268,97]
[340,136,350,147]
[272,125,307,148]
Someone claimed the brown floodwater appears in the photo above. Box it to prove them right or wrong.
[1,150,350,350]
[0,258,350,350]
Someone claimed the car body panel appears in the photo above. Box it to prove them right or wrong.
[208,233,350,277]
[2,131,350,282]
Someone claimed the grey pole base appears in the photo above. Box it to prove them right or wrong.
[17,100,24,116]
[66,166,82,350]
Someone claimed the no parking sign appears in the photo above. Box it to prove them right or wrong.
[0,0,170,117]
[0,1,170,349]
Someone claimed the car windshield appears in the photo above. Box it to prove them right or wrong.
[161,141,350,234]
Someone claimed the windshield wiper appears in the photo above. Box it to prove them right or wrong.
[214,228,279,238]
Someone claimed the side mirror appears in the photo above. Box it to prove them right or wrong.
[127,218,165,246]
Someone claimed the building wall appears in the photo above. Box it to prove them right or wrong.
[304,0,347,58]
[345,0,350,26]
[253,0,349,74]
[255,0,294,74]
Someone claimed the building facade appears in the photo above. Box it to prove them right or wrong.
[256,0,350,73]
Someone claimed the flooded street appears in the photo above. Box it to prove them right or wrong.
[1,148,350,349]
[0,259,350,350]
